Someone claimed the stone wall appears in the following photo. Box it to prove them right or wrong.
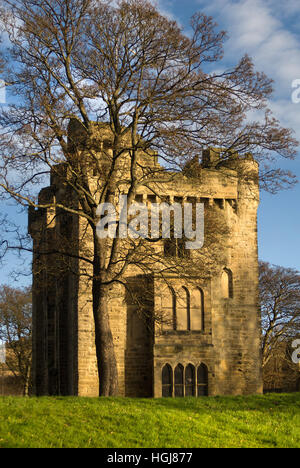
[29,126,262,398]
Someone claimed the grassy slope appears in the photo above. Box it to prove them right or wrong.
[0,393,299,448]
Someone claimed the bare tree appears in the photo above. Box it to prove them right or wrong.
[262,340,300,393]
[0,285,32,395]
[260,261,300,370]
[0,0,298,395]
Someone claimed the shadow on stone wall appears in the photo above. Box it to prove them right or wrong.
[125,275,154,397]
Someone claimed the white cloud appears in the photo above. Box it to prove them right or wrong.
[196,0,300,142]
[199,0,300,85]
[150,0,184,26]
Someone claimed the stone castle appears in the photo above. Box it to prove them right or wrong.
[29,122,263,397]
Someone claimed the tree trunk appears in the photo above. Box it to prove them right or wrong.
[23,367,30,397]
[92,236,118,396]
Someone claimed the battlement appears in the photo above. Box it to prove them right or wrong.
[67,118,159,168]
[202,147,257,166]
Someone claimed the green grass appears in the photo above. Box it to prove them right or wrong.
[0,393,299,448]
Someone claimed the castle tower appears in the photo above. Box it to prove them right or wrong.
[29,126,263,397]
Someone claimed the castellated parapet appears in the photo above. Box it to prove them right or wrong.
[29,121,262,397]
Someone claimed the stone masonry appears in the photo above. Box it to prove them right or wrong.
[29,122,263,397]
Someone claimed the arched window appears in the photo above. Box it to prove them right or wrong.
[177,287,190,330]
[162,287,176,330]
[221,268,233,299]
[197,364,208,396]
[190,288,205,331]
[200,289,205,331]
[174,364,184,397]
[162,364,173,397]
[185,364,196,396]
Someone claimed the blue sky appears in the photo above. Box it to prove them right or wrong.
[156,0,300,272]
[1,0,300,286]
